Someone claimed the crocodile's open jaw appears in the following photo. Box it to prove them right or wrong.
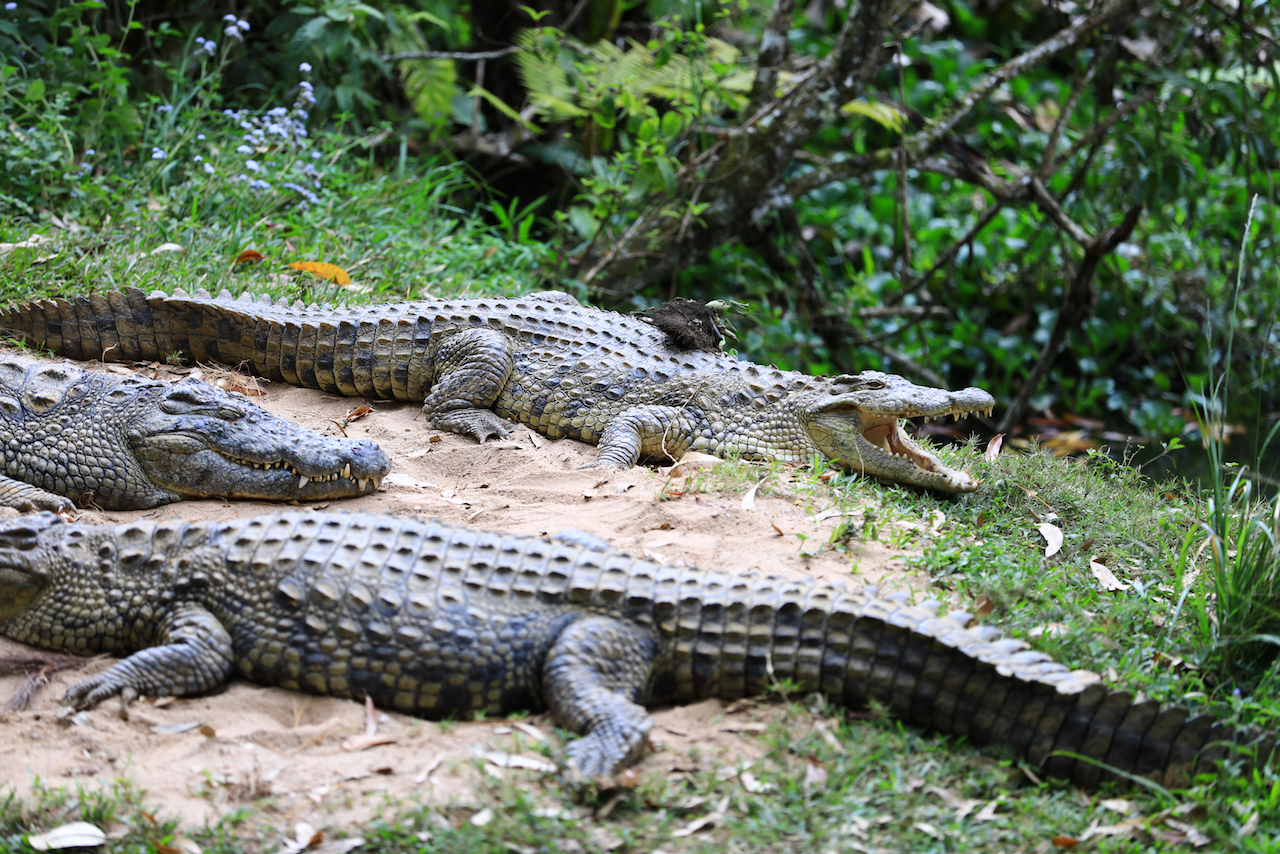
[851,411,990,493]
[807,372,996,494]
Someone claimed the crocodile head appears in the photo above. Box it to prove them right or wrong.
[804,371,994,494]
[0,513,58,620]
[120,378,390,507]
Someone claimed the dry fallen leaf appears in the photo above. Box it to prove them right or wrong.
[662,451,722,479]
[0,234,56,255]
[740,479,762,511]
[234,249,264,265]
[985,432,1005,460]
[26,822,107,851]
[150,242,185,255]
[1038,522,1064,557]
[290,260,352,285]
[1050,836,1078,849]
[802,757,828,790]
[475,748,556,774]
[1090,558,1130,592]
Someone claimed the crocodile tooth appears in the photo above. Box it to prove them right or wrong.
[298,474,310,488]
[357,477,369,491]
[343,463,352,479]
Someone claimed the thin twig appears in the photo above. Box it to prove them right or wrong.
[892,203,1005,305]
[1039,53,1099,177]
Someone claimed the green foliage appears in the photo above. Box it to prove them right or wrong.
[0,0,139,214]
[1176,200,1280,690]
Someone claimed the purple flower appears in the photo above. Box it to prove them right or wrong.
[299,62,312,73]
[151,147,166,160]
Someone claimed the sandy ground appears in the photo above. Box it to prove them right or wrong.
[0,361,937,830]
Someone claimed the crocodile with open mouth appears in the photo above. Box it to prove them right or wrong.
[0,354,389,511]
[0,288,993,493]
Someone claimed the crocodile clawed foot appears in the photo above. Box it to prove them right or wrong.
[426,408,513,444]
[64,672,125,710]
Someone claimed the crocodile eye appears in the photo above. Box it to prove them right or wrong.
[864,380,885,390]
[218,405,244,421]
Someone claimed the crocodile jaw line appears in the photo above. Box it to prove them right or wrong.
[851,415,979,493]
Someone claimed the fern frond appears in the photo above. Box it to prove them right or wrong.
[840,99,908,134]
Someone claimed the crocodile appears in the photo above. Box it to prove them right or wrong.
[0,509,1269,786]
[0,288,994,494]
[0,354,389,511]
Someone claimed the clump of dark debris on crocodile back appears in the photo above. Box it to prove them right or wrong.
[633,298,726,353]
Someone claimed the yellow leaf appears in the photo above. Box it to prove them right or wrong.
[234,249,264,265]
[289,261,351,285]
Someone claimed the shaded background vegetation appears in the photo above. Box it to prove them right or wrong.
[2,0,1277,482]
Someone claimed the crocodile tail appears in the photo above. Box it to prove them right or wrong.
[0,288,174,363]
[826,595,1276,788]
[656,574,1274,788]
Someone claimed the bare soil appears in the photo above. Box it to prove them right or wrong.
[0,361,931,829]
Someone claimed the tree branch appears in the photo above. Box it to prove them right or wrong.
[381,46,522,61]
[911,0,1129,155]
[747,0,795,115]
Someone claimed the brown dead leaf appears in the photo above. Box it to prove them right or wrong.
[1050,836,1078,849]
[985,433,1005,460]
[343,404,375,425]
[234,249,264,265]
[1038,522,1064,557]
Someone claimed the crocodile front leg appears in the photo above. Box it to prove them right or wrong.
[543,616,657,778]
[64,603,234,707]
[586,405,694,469]
[422,327,515,442]
[0,474,74,513]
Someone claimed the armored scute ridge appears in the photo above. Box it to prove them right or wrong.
[0,510,1269,785]
[0,288,994,493]
[0,354,388,510]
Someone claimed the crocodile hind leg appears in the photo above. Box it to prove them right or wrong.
[543,616,658,778]
[63,604,234,708]
[0,475,74,512]
[422,327,515,442]
[586,405,694,469]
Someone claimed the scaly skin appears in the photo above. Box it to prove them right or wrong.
[0,355,389,510]
[0,288,994,493]
[0,510,1269,785]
